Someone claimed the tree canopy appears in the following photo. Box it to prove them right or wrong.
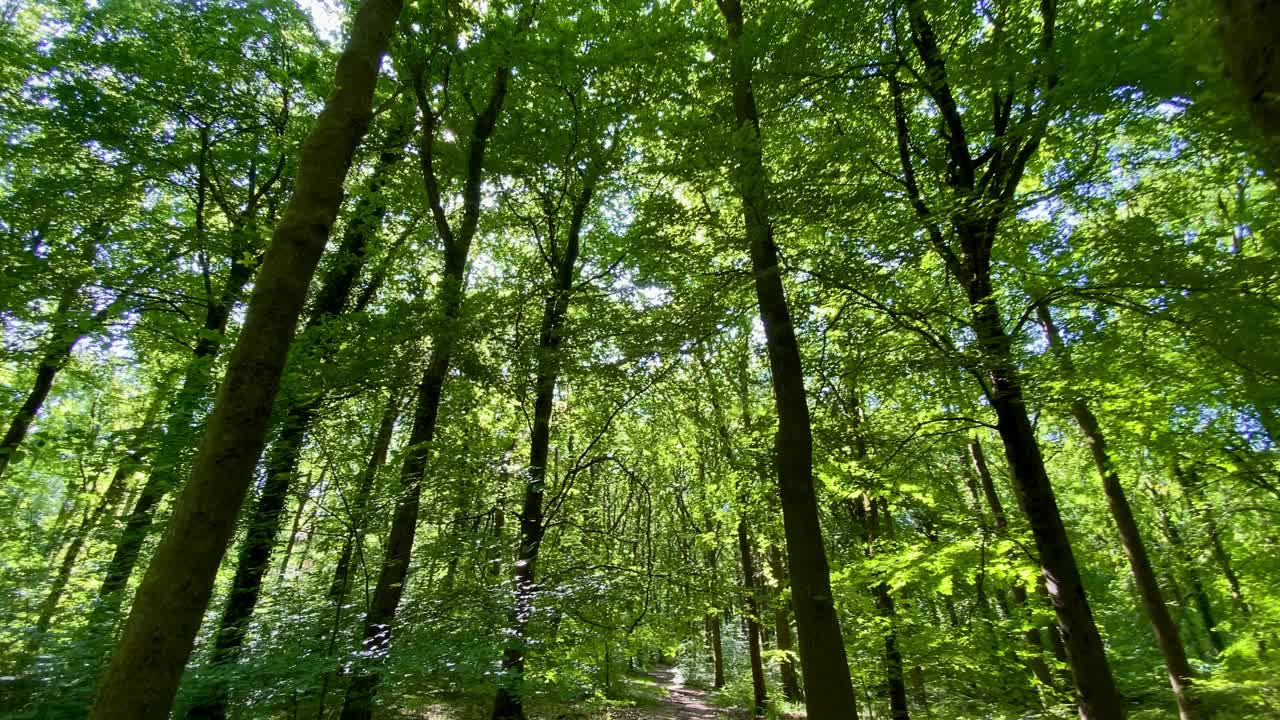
[0,0,1277,718]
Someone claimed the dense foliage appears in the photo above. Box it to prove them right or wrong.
[0,0,1277,718]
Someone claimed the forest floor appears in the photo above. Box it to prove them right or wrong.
[622,666,723,719]
[403,666,740,720]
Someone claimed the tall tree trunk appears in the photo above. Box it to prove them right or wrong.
[738,520,768,716]
[1215,0,1280,176]
[492,153,597,720]
[88,1,402,714]
[866,498,910,720]
[0,273,129,480]
[276,473,314,583]
[969,295,1124,719]
[909,665,930,720]
[1149,480,1226,655]
[185,114,411,720]
[891,0,1123,712]
[1037,305,1202,719]
[707,612,725,689]
[330,391,402,601]
[1173,467,1251,624]
[23,456,139,661]
[341,23,524,714]
[969,437,1056,690]
[844,392,906,720]
[715,2,858,717]
[767,544,802,703]
[0,283,79,480]
[94,229,258,616]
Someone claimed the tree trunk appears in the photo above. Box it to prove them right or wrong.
[767,544,802,703]
[708,612,725,689]
[1174,467,1251,624]
[738,520,768,716]
[1215,0,1280,176]
[909,665,930,720]
[23,457,138,660]
[330,391,402,601]
[0,270,128,480]
[94,227,258,616]
[969,437,1056,690]
[184,112,411,720]
[88,1,402,714]
[276,475,313,583]
[0,283,79,480]
[867,500,910,720]
[1037,305,1202,719]
[1149,480,1226,656]
[492,153,597,720]
[968,293,1125,719]
[341,30,522,716]
[715,2,858,717]
[889,0,1123,711]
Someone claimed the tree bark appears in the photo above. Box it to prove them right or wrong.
[94,228,258,615]
[0,283,79,480]
[866,498,910,720]
[1149,479,1226,656]
[88,0,402,714]
[891,0,1124,712]
[843,392,906,720]
[330,391,402,602]
[1037,305,1202,719]
[737,520,768,716]
[492,149,598,720]
[974,300,1124,719]
[23,456,139,660]
[715,2,858,717]
[767,544,802,703]
[0,272,130,480]
[1215,0,1280,176]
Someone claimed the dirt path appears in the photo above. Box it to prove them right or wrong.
[642,666,723,719]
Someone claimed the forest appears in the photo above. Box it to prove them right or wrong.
[0,0,1277,718]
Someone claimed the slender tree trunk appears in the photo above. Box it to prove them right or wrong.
[716,2,857,717]
[341,29,523,715]
[0,271,128,480]
[330,392,402,601]
[909,666,930,720]
[492,157,597,720]
[277,476,313,583]
[889,0,1122,711]
[843,392,905,720]
[969,437,1056,689]
[0,284,79,480]
[1174,467,1251,624]
[1037,306,1202,719]
[706,611,725,689]
[1149,481,1226,655]
[967,293,1125,719]
[23,457,138,660]
[1216,0,1280,176]
[185,114,412,720]
[767,544,802,703]
[867,500,910,720]
[738,520,768,716]
[88,1,402,715]
[94,231,257,615]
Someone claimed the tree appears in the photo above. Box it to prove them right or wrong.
[88,0,404,714]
